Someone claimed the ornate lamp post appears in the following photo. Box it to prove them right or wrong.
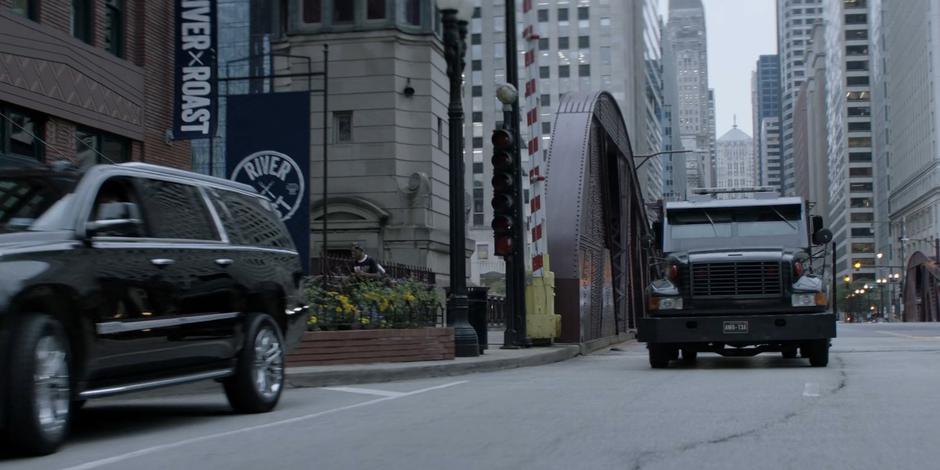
[439,0,479,357]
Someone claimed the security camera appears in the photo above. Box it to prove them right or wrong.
[403,78,415,97]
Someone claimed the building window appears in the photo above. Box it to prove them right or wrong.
[540,66,550,78]
[557,7,568,21]
[845,14,867,24]
[845,29,867,40]
[402,0,421,25]
[851,227,873,237]
[473,137,483,148]
[477,244,489,259]
[104,0,124,58]
[578,36,590,49]
[577,6,589,20]
[848,122,871,132]
[437,117,443,149]
[559,65,570,78]
[849,167,872,177]
[0,104,44,162]
[847,76,869,86]
[472,60,482,71]
[538,9,548,22]
[333,0,354,23]
[472,7,480,18]
[472,33,481,45]
[10,0,39,21]
[471,85,482,97]
[846,45,868,56]
[333,111,353,143]
[472,112,483,122]
[848,106,871,117]
[850,212,874,223]
[848,136,871,148]
[539,38,549,50]
[849,152,872,162]
[542,121,551,134]
[558,37,569,49]
[367,0,386,19]
[303,0,322,23]
[72,0,92,44]
[76,128,129,164]
[579,64,590,77]
[849,182,873,192]
[850,197,873,208]
[541,94,550,107]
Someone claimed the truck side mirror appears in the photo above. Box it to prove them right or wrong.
[812,215,824,234]
[813,228,833,246]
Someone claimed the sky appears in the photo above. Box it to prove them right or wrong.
[658,0,778,138]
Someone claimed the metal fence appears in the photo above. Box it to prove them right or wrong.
[486,294,507,327]
[310,256,436,285]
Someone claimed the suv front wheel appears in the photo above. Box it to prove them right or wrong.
[5,314,72,455]
[224,314,285,413]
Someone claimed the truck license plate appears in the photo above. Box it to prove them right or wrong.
[723,321,749,334]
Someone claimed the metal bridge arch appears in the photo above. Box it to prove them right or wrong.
[544,91,649,344]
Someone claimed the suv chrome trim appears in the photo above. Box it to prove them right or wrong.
[97,312,240,335]
[79,368,235,399]
[92,240,298,256]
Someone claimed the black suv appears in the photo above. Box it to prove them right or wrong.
[0,162,308,454]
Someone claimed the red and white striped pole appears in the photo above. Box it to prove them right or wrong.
[521,0,546,278]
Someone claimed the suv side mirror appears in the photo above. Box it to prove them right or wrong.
[813,228,833,246]
[87,202,143,237]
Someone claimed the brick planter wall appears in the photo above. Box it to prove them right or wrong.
[286,328,455,366]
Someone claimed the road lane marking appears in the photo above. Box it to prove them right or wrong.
[876,331,940,340]
[60,380,468,470]
[322,386,406,397]
[803,382,820,398]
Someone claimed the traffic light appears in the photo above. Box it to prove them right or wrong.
[491,128,516,257]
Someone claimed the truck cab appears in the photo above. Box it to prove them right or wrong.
[638,191,836,368]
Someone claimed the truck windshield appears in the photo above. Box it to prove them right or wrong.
[0,177,73,233]
[665,203,806,252]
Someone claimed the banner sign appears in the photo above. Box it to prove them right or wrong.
[173,0,217,140]
[226,92,311,272]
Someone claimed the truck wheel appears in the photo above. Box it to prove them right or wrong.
[649,343,673,369]
[681,349,698,363]
[224,314,285,413]
[807,339,829,367]
[5,315,72,455]
[782,348,798,359]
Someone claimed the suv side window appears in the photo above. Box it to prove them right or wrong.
[211,189,294,249]
[140,179,219,241]
[88,176,146,237]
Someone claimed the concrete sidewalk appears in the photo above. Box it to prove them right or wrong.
[286,343,581,388]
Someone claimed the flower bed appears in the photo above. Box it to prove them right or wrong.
[304,278,441,331]
[286,277,453,366]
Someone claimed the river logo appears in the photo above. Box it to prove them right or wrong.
[231,150,305,222]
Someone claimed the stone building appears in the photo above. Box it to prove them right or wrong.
[276,0,458,278]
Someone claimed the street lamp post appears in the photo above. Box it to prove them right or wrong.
[440,0,479,357]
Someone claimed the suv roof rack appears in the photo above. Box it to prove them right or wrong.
[117,162,255,193]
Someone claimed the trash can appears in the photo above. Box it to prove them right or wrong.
[446,286,489,353]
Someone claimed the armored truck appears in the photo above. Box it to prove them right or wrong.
[638,191,836,368]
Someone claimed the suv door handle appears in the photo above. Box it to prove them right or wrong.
[215,258,234,267]
[150,258,175,267]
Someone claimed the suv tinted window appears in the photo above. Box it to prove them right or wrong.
[0,177,64,232]
[140,179,219,241]
[211,189,294,249]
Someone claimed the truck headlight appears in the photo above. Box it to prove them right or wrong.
[791,293,816,307]
[649,296,683,311]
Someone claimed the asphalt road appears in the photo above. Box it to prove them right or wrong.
[4,322,940,470]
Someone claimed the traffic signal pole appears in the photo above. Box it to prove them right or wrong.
[504,0,527,348]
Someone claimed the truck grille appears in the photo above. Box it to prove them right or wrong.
[690,261,782,298]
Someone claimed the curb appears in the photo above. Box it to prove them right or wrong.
[285,345,581,388]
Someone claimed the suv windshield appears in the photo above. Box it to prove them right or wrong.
[665,203,806,252]
[0,177,73,233]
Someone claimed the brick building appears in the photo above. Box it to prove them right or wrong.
[0,1,190,168]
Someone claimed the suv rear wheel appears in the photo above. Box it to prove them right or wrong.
[5,315,71,455]
[224,314,285,413]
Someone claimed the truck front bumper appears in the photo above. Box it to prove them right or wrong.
[637,312,836,343]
